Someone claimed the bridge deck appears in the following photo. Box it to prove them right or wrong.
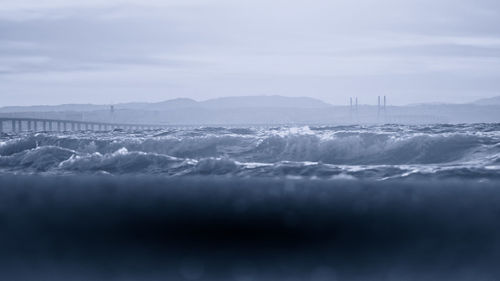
[0,117,168,133]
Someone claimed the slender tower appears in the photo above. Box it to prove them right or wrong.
[355,97,359,123]
[384,96,387,115]
[378,96,381,120]
[383,96,387,123]
[349,97,353,123]
[110,105,115,123]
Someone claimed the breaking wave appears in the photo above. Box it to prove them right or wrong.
[0,124,499,179]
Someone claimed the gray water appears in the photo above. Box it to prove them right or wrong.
[1,124,500,280]
[1,124,499,180]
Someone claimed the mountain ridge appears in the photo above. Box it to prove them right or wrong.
[0,95,331,113]
[473,96,500,105]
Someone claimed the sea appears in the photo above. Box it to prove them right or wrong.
[1,124,499,179]
[1,124,500,280]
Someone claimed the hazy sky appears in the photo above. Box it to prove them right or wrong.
[1,0,500,106]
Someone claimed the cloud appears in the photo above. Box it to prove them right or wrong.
[1,0,500,105]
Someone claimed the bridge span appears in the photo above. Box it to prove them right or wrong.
[0,117,168,133]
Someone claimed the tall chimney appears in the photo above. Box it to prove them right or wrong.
[110,105,115,123]
[378,96,381,118]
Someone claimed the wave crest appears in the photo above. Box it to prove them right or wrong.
[0,124,499,178]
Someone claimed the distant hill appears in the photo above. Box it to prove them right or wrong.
[115,98,199,110]
[473,96,500,105]
[0,104,108,113]
[3,95,500,124]
[0,96,331,113]
[199,95,331,109]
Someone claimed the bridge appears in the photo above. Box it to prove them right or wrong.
[0,117,168,133]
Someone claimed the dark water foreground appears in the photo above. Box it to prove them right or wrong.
[1,175,500,281]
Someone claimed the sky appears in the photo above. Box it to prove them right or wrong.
[1,0,500,106]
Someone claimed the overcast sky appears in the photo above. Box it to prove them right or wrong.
[1,0,500,106]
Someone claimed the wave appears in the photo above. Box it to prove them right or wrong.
[247,132,494,164]
[0,125,499,178]
[37,148,500,180]
[58,148,189,175]
[0,146,75,171]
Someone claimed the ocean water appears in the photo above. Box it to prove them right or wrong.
[1,124,500,280]
[1,124,499,180]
